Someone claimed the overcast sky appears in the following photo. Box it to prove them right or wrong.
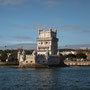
[0,0,90,46]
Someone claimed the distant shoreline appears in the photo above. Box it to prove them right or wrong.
[0,65,19,68]
[0,65,90,68]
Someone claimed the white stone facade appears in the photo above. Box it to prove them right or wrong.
[18,29,63,67]
[37,28,58,55]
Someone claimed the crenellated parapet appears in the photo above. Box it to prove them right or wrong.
[17,50,26,62]
[37,28,58,55]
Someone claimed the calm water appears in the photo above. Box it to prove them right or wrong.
[0,67,90,90]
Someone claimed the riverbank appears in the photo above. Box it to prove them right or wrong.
[0,65,90,68]
[0,65,19,68]
[1,61,90,68]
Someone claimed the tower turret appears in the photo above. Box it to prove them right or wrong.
[37,29,58,55]
[22,50,26,61]
[45,50,49,60]
[17,50,21,61]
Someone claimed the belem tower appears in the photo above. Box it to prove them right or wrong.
[18,29,64,67]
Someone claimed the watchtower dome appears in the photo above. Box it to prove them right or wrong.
[37,28,58,55]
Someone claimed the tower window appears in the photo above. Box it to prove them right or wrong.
[46,42,48,44]
[26,61,28,63]
[41,42,43,44]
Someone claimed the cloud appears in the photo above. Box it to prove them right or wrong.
[6,41,36,44]
[32,25,47,30]
[57,26,71,30]
[13,24,49,30]
[14,36,32,39]
[83,30,90,33]
[12,24,83,31]
[12,24,32,30]
[44,0,62,7]
[32,25,84,31]
[48,19,64,23]
[57,25,83,30]
[13,24,21,27]
[0,0,28,6]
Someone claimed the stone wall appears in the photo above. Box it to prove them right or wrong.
[19,55,36,66]
[48,55,60,65]
[19,53,63,67]
[36,55,47,64]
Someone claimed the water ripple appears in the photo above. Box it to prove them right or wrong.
[0,67,90,90]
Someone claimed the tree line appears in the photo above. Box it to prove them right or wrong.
[0,50,34,62]
[65,53,86,59]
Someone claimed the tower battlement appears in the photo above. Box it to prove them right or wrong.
[37,29,58,55]
[38,28,57,38]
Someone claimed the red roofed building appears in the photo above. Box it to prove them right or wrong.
[86,53,90,61]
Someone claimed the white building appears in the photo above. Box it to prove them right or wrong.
[60,51,76,55]
[18,29,63,67]
[37,28,58,55]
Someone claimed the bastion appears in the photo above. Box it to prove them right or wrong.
[18,29,64,67]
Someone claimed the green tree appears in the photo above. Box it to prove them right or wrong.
[76,53,86,59]
[76,49,84,54]
[59,49,75,52]
[25,50,34,55]
[8,51,18,62]
[0,56,1,61]
[0,51,7,62]
[66,54,76,58]
[8,54,14,62]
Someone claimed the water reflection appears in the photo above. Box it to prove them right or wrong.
[17,68,61,90]
[0,67,90,90]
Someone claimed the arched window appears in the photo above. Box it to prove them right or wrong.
[31,61,32,63]
[26,61,28,63]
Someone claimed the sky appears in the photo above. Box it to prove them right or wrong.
[0,0,90,46]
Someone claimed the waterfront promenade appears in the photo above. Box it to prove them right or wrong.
[64,61,90,66]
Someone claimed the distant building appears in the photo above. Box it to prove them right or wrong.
[86,53,90,61]
[80,47,90,50]
[60,51,76,55]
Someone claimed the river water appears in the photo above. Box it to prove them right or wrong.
[0,67,90,90]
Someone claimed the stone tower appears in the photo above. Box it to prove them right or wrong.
[37,28,58,55]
